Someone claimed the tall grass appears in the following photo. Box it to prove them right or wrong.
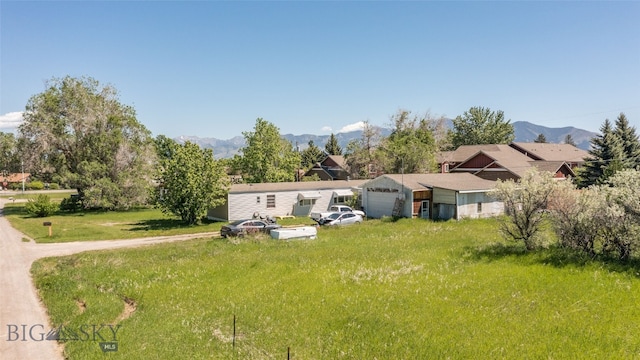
[32,218,640,359]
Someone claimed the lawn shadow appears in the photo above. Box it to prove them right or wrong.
[466,241,640,277]
[127,217,221,232]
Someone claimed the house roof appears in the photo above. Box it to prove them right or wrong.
[437,144,509,163]
[2,173,30,183]
[375,173,498,192]
[509,142,589,162]
[530,161,574,176]
[229,179,367,194]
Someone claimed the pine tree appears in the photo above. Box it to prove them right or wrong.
[577,119,625,188]
[301,140,325,169]
[324,133,342,155]
[614,113,640,169]
[534,133,547,143]
[564,134,577,147]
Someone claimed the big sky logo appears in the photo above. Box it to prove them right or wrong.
[5,324,121,352]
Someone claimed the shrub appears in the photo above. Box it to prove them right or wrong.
[25,194,58,217]
[27,181,45,190]
[59,195,82,212]
[48,183,60,190]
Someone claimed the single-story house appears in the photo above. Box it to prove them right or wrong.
[362,173,503,220]
[207,179,367,221]
[1,173,31,190]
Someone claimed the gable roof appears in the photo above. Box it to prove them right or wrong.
[229,180,367,194]
[437,144,507,163]
[376,173,498,192]
[509,142,589,162]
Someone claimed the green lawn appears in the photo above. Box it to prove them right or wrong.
[32,218,640,359]
[2,199,313,243]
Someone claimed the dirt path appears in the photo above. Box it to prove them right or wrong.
[0,198,218,359]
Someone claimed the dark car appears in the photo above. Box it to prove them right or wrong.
[220,219,282,238]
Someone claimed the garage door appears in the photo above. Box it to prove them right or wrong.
[365,192,399,219]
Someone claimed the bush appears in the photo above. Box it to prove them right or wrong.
[48,183,60,190]
[27,181,45,190]
[25,194,58,217]
[59,195,82,212]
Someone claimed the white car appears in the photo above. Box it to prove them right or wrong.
[318,212,363,226]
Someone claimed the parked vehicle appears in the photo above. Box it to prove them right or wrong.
[318,212,363,226]
[220,219,282,238]
[310,205,365,222]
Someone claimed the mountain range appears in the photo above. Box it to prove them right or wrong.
[176,121,597,159]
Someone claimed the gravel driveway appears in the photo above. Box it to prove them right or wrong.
[0,198,217,359]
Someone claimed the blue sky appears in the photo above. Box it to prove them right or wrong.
[1,1,639,140]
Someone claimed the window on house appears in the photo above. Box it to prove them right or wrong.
[477,202,482,213]
[267,195,276,208]
[299,199,316,206]
[333,195,352,204]
[444,163,450,173]
[256,196,260,204]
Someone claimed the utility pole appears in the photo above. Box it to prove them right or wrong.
[21,160,25,193]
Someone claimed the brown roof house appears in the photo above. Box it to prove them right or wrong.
[448,145,576,181]
[304,155,350,181]
[362,173,503,220]
[508,142,589,169]
[1,173,31,190]
[207,179,367,221]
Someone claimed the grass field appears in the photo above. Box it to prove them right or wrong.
[31,218,640,359]
[2,196,310,243]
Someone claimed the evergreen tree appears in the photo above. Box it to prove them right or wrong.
[614,113,640,169]
[324,133,342,155]
[301,140,325,169]
[534,133,547,143]
[577,119,625,188]
[564,134,577,147]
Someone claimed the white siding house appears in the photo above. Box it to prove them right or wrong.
[208,180,367,221]
[362,173,503,220]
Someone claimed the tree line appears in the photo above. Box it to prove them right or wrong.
[1,76,637,225]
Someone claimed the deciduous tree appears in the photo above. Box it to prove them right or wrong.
[490,169,558,250]
[344,121,381,179]
[238,118,301,183]
[153,138,229,225]
[19,76,154,209]
[378,110,437,174]
[450,106,514,148]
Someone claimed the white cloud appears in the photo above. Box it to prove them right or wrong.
[0,112,24,130]
[338,121,365,133]
[321,126,332,132]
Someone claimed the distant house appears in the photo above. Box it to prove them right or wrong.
[508,142,589,170]
[362,173,503,220]
[1,173,30,190]
[439,144,577,181]
[207,180,367,221]
[304,155,349,181]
